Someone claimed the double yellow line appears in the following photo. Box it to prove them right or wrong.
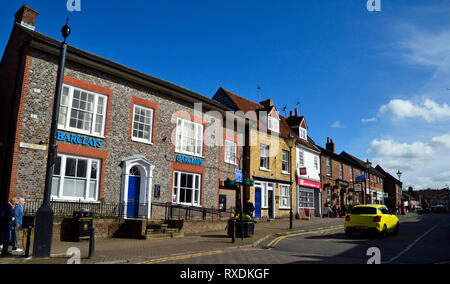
[265,226,344,249]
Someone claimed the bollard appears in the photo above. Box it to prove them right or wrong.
[25,226,32,258]
[231,220,236,243]
[88,223,95,259]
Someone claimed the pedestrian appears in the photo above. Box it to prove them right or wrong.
[243,199,255,218]
[12,197,24,254]
[0,199,16,256]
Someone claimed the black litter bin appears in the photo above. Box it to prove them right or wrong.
[73,209,93,242]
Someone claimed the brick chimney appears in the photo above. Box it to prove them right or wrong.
[326,137,335,153]
[259,99,274,108]
[15,5,39,31]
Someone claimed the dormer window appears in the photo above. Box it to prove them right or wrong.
[268,116,279,133]
[299,127,307,140]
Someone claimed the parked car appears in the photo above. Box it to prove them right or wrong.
[431,205,448,213]
[416,206,424,214]
[344,205,400,238]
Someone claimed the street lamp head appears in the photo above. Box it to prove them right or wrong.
[286,133,296,149]
[365,159,372,169]
[397,170,402,179]
[61,18,71,42]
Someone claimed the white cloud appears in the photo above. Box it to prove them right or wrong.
[431,134,450,148]
[379,99,450,122]
[361,118,377,124]
[330,121,345,128]
[368,135,450,189]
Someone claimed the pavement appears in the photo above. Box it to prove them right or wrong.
[0,215,346,264]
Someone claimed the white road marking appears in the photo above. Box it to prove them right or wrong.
[383,223,441,264]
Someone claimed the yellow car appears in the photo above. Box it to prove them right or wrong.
[344,205,400,238]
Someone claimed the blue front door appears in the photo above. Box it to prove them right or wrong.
[127,176,141,218]
[255,187,262,218]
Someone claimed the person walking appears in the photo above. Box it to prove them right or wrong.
[243,199,255,218]
[0,199,16,256]
[12,197,24,254]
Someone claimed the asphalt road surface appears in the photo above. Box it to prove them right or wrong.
[157,213,450,264]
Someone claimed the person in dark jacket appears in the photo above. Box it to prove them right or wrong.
[243,199,255,217]
[0,200,16,256]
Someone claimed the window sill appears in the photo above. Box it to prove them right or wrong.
[58,127,105,140]
[175,150,204,159]
[131,138,153,145]
[281,171,290,176]
[225,161,238,166]
[50,199,100,204]
[259,168,271,172]
[278,207,292,210]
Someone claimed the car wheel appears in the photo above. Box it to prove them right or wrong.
[394,222,400,235]
[379,225,387,238]
[345,229,353,237]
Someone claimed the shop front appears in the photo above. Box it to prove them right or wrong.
[297,178,321,218]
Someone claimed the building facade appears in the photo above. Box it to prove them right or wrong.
[375,165,403,212]
[213,88,296,219]
[0,6,241,219]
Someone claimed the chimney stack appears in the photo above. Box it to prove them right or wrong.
[326,138,335,153]
[290,111,293,117]
[259,99,274,108]
[15,5,39,31]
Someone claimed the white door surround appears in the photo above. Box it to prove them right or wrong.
[121,155,155,219]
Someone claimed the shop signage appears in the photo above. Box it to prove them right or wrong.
[354,184,362,192]
[299,167,307,176]
[57,131,103,148]
[337,179,349,188]
[297,178,321,189]
[176,154,204,166]
[235,169,243,183]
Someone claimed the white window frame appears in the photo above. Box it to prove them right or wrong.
[350,167,354,182]
[172,171,202,207]
[299,128,307,140]
[282,150,290,174]
[268,116,280,133]
[58,84,108,138]
[131,104,154,144]
[51,154,101,202]
[298,149,305,167]
[260,144,270,171]
[175,118,204,158]
[340,163,343,179]
[279,184,291,209]
[224,140,237,165]
[314,156,319,170]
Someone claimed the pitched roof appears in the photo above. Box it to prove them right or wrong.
[340,152,385,177]
[215,87,320,152]
[15,24,231,112]
[375,165,402,185]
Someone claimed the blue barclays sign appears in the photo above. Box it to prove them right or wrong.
[176,155,204,167]
[57,131,103,148]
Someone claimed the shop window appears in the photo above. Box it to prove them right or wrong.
[58,85,108,137]
[279,185,291,209]
[299,188,314,209]
[172,171,202,207]
[51,154,100,201]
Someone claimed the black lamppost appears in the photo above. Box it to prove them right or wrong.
[33,19,71,258]
[286,134,297,230]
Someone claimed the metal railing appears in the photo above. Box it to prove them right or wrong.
[152,202,234,221]
[23,200,234,220]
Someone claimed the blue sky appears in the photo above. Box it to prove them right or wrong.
[1,0,450,189]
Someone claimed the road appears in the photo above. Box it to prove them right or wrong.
[153,213,450,264]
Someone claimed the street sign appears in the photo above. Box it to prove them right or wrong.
[356,174,366,181]
[235,169,243,183]
[354,184,362,192]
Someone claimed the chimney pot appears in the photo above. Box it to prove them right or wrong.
[290,111,293,117]
[15,5,39,31]
[295,108,298,117]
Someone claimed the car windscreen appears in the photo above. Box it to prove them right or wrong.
[350,207,377,215]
